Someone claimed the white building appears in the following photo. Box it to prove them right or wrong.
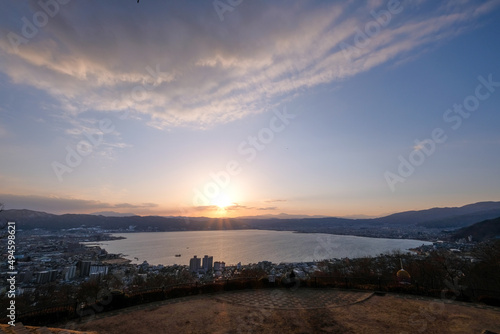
[90,265,109,276]
[64,266,77,281]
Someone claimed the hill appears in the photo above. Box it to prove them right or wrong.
[372,201,500,227]
[453,216,500,242]
[2,201,500,236]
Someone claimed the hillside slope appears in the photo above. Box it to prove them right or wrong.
[2,201,500,232]
[453,216,500,242]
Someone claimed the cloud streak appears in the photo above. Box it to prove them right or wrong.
[264,199,287,203]
[0,193,158,214]
[1,0,498,129]
[191,204,277,212]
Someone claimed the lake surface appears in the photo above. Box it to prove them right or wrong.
[93,230,431,266]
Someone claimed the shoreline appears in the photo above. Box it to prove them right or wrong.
[104,229,434,243]
[94,230,432,267]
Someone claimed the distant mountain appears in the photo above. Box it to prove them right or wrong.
[417,208,500,229]
[0,209,54,221]
[452,216,500,242]
[340,214,382,219]
[235,213,330,219]
[371,201,500,228]
[91,211,138,217]
[0,211,191,231]
[2,201,500,234]
[235,213,379,219]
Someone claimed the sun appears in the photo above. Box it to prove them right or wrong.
[212,194,233,210]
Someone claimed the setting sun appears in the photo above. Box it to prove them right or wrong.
[212,194,234,210]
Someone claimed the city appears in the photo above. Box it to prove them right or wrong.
[1,226,496,308]
[2,0,500,332]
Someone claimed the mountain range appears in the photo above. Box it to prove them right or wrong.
[1,201,499,241]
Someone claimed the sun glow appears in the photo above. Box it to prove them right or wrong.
[212,194,234,210]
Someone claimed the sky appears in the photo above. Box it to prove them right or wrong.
[0,0,499,218]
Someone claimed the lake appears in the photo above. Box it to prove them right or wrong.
[92,230,431,266]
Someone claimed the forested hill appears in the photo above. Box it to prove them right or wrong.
[2,201,500,234]
[453,216,500,242]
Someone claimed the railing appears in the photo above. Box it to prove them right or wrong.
[4,276,500,326]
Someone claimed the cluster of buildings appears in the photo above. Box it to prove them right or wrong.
[409,238,476,256]
[189,255,222,275]
[1,227,482,300]
[17,261,110,285]
[0,229,127,295]
[189,255,248,278]
[186,254,321,281]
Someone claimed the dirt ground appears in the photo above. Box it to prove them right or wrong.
[65,292,500,334]
[0,324,98,334]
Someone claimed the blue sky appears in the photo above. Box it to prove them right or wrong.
[0,0,499,217]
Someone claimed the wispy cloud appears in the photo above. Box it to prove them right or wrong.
[264,199,287,203]
[191,204,277,212]
[0,194,158,214]
[256,206,277,211]
[51,111,131,160]
[0,0,498,129]
[0,123,8,138]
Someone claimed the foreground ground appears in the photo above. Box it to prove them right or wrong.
[0,324,97,334]
[63,288,500,334]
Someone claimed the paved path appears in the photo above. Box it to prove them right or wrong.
[215,288,373,309]
[65,288,373,325]
[62,287,500,329]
